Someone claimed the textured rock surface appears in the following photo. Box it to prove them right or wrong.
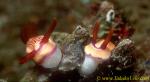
[110,39,136,70]
[58,25,89,71]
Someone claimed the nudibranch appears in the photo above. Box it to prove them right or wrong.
[80,21,115,76]
[19,19,62,69]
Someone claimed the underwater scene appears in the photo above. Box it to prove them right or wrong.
[0,0,150,82]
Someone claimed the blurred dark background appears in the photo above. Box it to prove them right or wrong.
[0,0,150,81]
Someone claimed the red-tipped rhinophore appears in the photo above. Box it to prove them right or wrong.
[19,18,57,64]
[101,28,114,49]
[92,21,100,44]
[40,18,57,44]
[19,50,37,64]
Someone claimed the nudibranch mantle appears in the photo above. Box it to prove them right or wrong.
[80,39,115,76]
[26,35,62,68]
[85,39,115,60]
